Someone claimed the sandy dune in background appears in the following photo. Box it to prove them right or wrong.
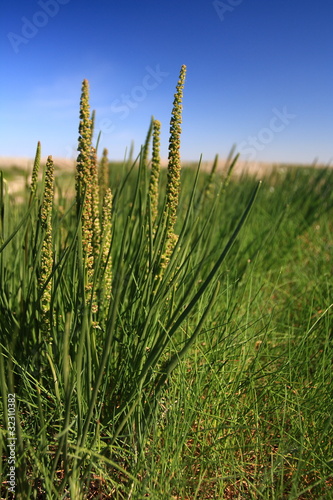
[0,157,76,195]
[0,155,276,175]
[0,155,314,195]
[0,156,75,170]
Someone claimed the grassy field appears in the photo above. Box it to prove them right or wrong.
[1,67,333,499]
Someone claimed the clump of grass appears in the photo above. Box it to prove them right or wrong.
[1,66,333,500]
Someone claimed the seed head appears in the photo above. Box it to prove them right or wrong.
[76,79,92,204]
[90,146,101,258]
[30,141,41,197]
[39,156,54,318]
[99,147,109,201]
[100,187,113,316]
[162,65,186,265]
[166,65,186,233]
[148,119,161,225]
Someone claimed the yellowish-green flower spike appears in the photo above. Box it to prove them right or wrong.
[40,156,54,232]
[76,79,92,205]
[100,187,113,316]
[81,174,95,311]
[30,141,41,197]
[148,120,161,226]
[142,118,153,166]
[164,64,187,261]
[75,79,97,312]
[39,156,54,323]
[99,147,109,201]
[90,146,101,258]
[91,109,96,142]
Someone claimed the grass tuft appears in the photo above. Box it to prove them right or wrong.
[0,66,332,499]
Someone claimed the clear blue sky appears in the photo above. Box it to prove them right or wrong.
[1,0,333,164]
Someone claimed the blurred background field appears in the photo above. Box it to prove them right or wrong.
[0,155,328,197]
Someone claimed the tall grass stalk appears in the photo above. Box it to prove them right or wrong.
[38,155,54,335]
[148,119,161,228]
[163,64,187,265]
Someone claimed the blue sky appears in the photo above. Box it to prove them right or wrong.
[1,0,333,164]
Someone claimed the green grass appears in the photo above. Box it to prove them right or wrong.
[1,69,333,499]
